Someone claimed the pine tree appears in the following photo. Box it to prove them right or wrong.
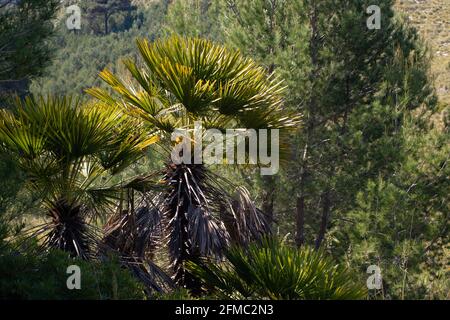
[165,0,224,41]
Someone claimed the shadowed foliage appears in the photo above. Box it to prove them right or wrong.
[0,96,155,258]
[0,0,59,99]
[187,238,368,300]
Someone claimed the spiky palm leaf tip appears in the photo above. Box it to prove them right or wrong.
[187,238,368,300]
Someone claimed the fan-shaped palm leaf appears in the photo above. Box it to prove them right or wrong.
[0,96,155,258]
[87,36,300,289]
[187,238,368,300]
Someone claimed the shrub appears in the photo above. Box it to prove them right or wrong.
[0,241,146,300]
[187,238,367,300]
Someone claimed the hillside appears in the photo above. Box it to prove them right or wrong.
[396,0,450,103]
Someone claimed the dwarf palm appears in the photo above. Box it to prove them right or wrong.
[87,36,300,289]
[0,96,154,258]
[187,238,368,300]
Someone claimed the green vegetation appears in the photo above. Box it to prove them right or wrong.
[0,224,145,300]
[88,35,299,291]
[336,114,449,299]
[396,0,450,104]
[0,0,59,100]
[187,238,367,300]
[82,0,137,35]
[30,1,168,97]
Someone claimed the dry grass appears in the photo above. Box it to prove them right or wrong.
[396,0,450,104]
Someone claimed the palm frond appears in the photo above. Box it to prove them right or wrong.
[188,238,368,300]
[87,35,301,149]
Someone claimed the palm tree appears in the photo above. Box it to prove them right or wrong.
[87,36,300,290]
[0,96,155,259]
